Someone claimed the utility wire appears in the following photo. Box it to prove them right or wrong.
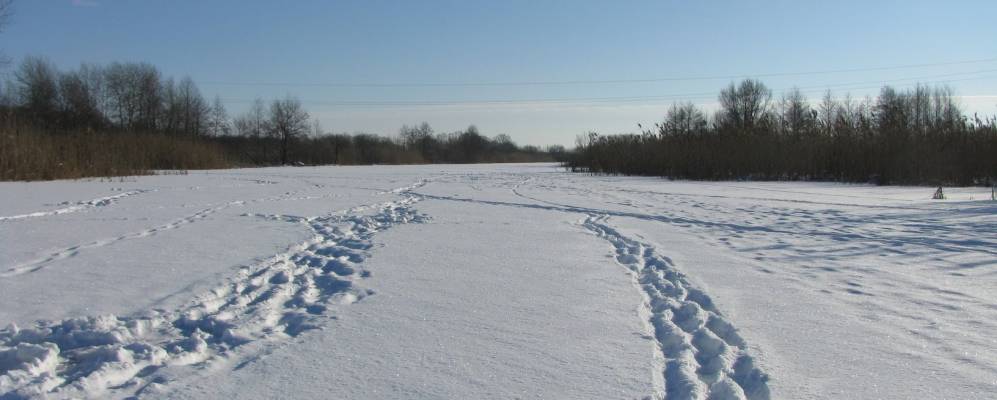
[218,70,997,108]
[201,57,997,88]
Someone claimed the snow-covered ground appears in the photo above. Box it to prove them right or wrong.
[1,164,995,399]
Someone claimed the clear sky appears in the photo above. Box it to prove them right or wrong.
[4,0,997,146]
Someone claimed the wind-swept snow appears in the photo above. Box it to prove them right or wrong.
[1,164,994,399]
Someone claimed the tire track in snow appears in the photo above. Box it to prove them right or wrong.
[0,190,152,223]
[0,185,428,399]
[583,215,770,400]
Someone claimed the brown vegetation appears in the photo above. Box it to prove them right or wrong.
[0,57,561,181]
[0,127,230,181]
[566,80,997,186]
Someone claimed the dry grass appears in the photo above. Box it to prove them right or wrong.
[1,128,231,181]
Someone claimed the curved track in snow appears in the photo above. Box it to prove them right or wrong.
[584,215,769,400]
[0,184,427,399]
[0,190,151,223]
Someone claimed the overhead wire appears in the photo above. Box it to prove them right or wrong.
[216,69,997,109]
[200,57,997,88]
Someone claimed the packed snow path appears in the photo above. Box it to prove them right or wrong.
[2,164,995,399]
[584,215,769,400]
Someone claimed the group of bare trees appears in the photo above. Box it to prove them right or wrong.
[0,41,562,175]
[220,122,561,166]
[228,97,309,165]
[0,55,321,165]
[2,56,223,136]
[1,57,560,174]
[568,79,997,185]
[396,123,562,163]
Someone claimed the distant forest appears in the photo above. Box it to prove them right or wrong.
[0,57,563,180]
[566,80,997,186]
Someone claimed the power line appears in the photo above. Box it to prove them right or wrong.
[218,70,997,108]
[200,57,997,88]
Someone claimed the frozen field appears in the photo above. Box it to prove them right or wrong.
[1,163,995,399]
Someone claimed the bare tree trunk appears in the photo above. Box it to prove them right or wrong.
[281,135,288,165]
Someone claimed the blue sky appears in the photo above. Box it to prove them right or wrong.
[4,0,997,146]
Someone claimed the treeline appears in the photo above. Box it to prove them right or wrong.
[0,56,561,180]
[222,118,564,166]
[566,79,997,185]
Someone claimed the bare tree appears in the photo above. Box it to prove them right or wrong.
[268,96,309,165]
[717,79,773,133]
[104,62,162,131]
[493,133,516,153]
[818,90,837,136]
[234,98,268,137]
[929,85,962,131]
[79,63,108,123]
[207,95,230,136]
[59,69,104,130]
[159,77,180,134]
[661,102,707,137]
[399,123,422,148]
[14,56,59,125]
[454,125,488,163]
[779,87,814,138]
[135,64,161,131]
[400,122,435,160]
[175,77,208,136]
[234,98,271,162]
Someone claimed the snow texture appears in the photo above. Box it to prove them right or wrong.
[1,164,995,399]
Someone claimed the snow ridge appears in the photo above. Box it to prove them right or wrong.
[583,215,770,400]
[0,192,426,399]
[0,190,150,222]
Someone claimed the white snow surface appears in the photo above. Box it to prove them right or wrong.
[1,164,995,399]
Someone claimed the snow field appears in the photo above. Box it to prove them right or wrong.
[2,164,994,399]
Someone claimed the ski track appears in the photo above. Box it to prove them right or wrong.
[0,186,427,399]
[584,215,769,400]
[0,190,151,223]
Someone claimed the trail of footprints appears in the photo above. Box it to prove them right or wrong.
[1,204,229,278]
[2,175,770,399]
[584,215,770,400]
[0,192,426,399]
[0,190,151,223]
[2,188,322,278]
